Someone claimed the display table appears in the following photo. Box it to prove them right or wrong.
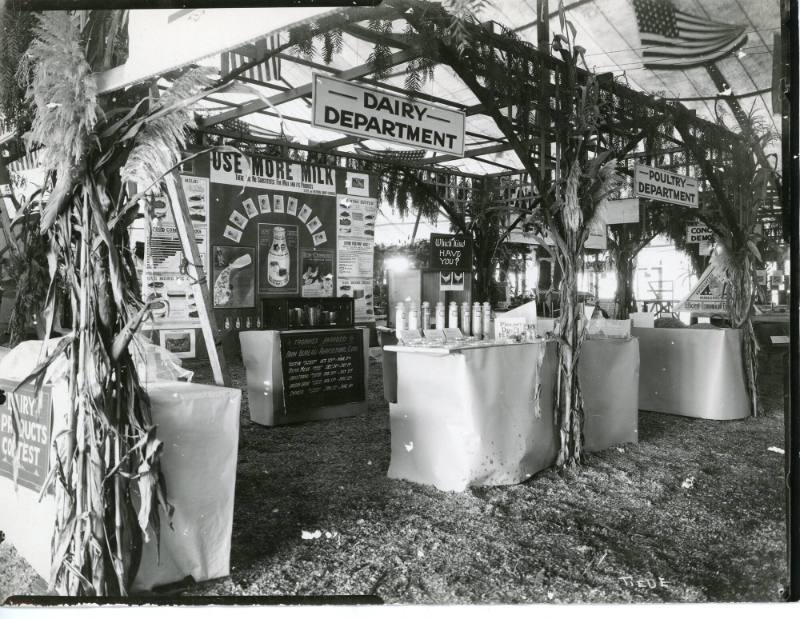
[633,327,749,420]
[0,341,241,592]
[240,328,370,426]
[0,378,241,592]
[384,338,638,491]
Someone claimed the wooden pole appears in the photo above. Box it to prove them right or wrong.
[164,172,230,386]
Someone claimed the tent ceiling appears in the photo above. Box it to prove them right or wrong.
[142,0,780,174]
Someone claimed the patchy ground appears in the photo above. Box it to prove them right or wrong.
[1,349,788,604]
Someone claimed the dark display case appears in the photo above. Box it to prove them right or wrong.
[261,297,355,330]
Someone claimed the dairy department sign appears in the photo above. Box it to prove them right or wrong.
[312,74,465,156]
[633,164,698,208]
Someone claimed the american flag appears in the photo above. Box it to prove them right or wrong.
[632,0,747,69]
[220,34,282,83]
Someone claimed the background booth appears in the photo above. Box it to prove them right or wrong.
[633,326,750,420]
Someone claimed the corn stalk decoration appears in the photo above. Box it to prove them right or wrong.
[673,111,774,416]
[16,11,218,595]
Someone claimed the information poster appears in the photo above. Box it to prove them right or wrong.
[203,154,379,327]
[212,245,256,308]
[337,194,377,321]
[300,249,335,297]
[258,223,300,296]
[279,329,364,413]
[0,379,52,493]
[142,175,208,328]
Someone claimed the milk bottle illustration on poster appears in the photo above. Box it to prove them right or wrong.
[259,223,299,295]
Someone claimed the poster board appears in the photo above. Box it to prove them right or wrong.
[0,379,52,493]
[279,329,365,414]
[142,174,209,333]
[686,222,713,243]
[142,154,380,344]
[675,264,728,314]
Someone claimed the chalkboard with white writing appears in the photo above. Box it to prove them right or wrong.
[429,233,472,272]
[279,329,364,414]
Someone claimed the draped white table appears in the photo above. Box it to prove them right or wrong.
[384,338,639,491]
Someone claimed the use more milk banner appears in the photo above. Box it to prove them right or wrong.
[210,151,337,196]
[633,163,698,208]
[312,74,465,156]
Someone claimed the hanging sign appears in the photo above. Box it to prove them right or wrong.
[601,198,640,224]
[312,74,465,156]
[429,234,472,271]
[686,222,713,243]
[633,164,698,208]
[675,264,728,314]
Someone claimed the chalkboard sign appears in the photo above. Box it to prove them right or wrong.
[279,329,365,414]
[429,233,472,272]
[0,379,53,493]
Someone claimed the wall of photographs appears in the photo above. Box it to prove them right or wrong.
[143,153,379,358]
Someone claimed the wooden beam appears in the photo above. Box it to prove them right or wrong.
[200,48,420,128]
[316,136,363,150]
[421,142,513,165]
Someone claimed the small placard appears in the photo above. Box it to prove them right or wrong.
[443,328,463,340]
[398,329,422,343]
[770,335,789,345]
[423,329,445,340]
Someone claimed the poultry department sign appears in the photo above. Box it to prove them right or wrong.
[312,74,465,156]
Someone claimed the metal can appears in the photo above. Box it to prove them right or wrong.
[461,302,471,335]
[421,302,431,330]
[435,302,446,329]
[395,302,406,334]
[472,302,483,338]
[448,302,458,329]
[482,303,492,339]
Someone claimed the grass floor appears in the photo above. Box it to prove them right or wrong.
[0,349,788,604]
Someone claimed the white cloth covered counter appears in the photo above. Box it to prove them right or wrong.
[633,326,749,419]
[385,338,639,492]
[0,340,241,592]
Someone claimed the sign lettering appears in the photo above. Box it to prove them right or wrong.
[633,164,698,208]
[0,379,52,493]
[313,75,465,156]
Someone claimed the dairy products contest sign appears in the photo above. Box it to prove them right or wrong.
[633,164,698,208]
[312,74,465,156]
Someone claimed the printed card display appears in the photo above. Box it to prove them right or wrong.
[286,196,298,216]
[272,194,285,213]
[313,231,327,246]
[307,216,322,233]
[229,210,248,229]
[223,225,242,243]
[301,250,335,298]
[298,204,313,223]
[242,198,258,219]
[258,194,271,213]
